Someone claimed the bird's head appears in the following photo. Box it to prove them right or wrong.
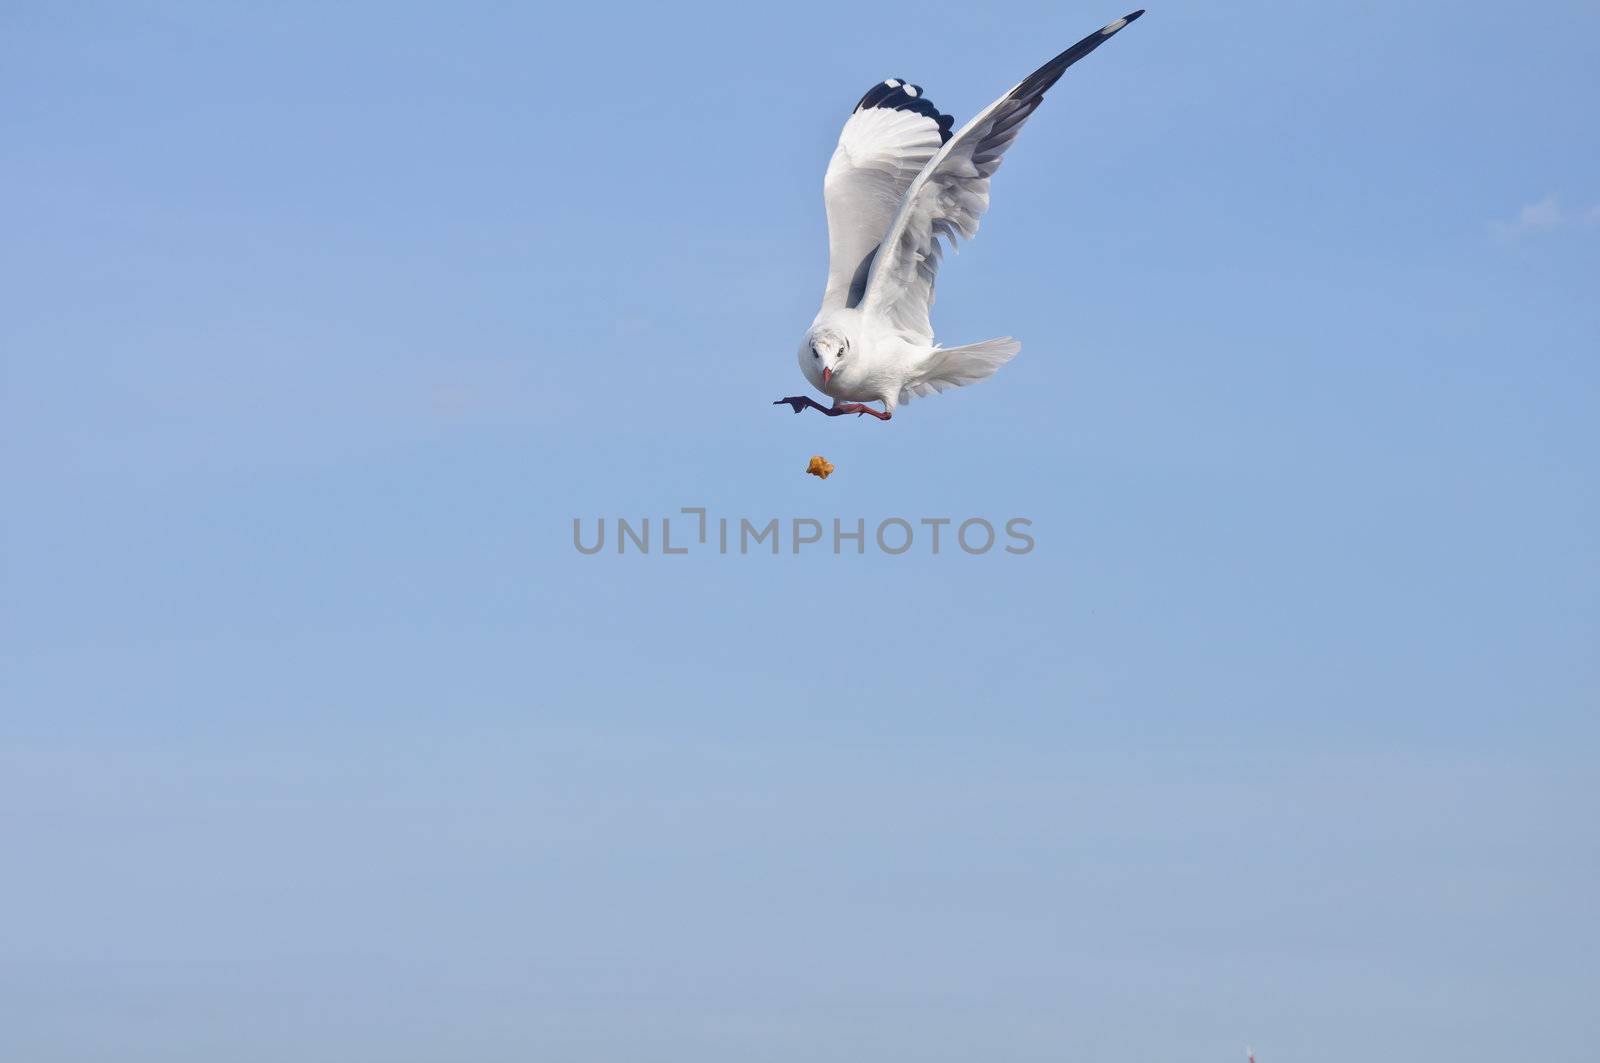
[806,327,849,385]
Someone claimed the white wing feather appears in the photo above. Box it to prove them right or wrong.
[820,86,951,311]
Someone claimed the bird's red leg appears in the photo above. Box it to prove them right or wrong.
[834,402,892,421]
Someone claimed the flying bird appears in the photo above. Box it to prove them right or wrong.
[775,10,1144,422]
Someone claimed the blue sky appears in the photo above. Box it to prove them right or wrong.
[2,2,1597,1060]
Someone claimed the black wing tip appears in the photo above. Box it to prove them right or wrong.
[1012,9,1147,100]
[852,78,957,143]
[1101,10,1145,35]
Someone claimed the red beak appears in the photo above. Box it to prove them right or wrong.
[822,367,833,385]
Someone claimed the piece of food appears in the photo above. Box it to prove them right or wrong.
[806,455,836,480]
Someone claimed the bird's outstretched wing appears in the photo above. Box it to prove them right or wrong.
[820,79,955,312]
[859,11,1144,343]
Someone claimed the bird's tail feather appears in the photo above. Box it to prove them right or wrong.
[898,337,1021,404]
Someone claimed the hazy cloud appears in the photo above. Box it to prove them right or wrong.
[1493,194,1600,237]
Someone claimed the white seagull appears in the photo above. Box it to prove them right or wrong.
[776,10,1144,421]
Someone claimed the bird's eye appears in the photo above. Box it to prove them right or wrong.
[812,347,821,358]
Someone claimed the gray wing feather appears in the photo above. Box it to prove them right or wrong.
[859,11,1145,342]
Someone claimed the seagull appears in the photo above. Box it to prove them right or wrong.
[775,10,1144,421]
